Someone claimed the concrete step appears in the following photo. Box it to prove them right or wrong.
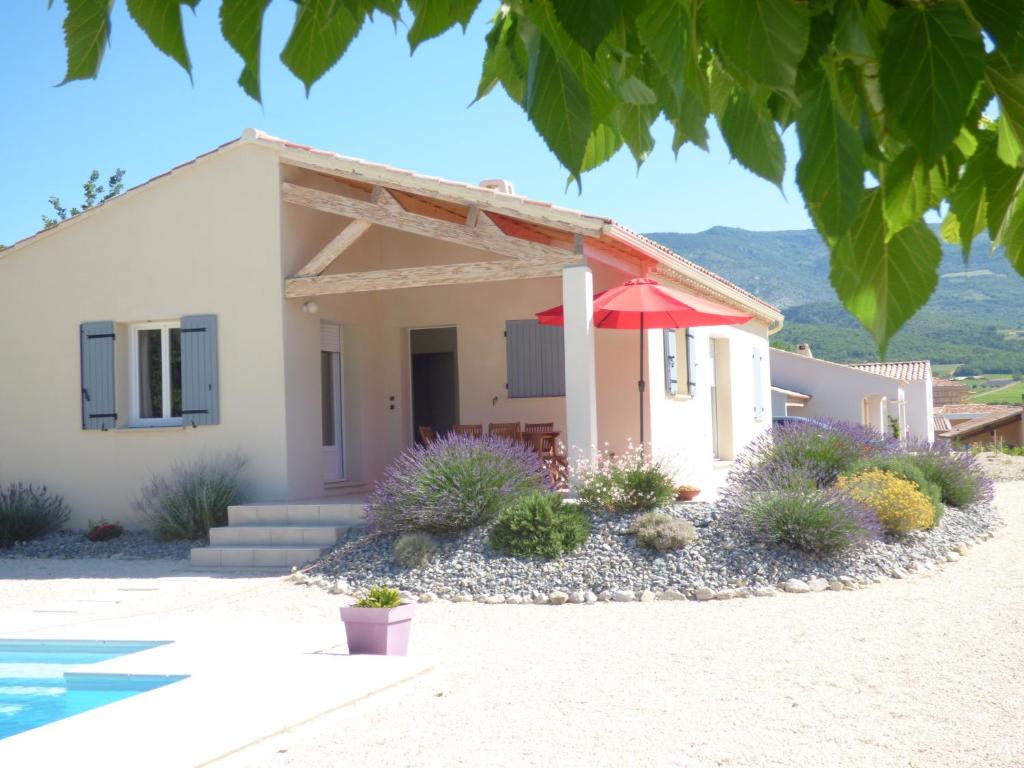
[227,503,366,527]
[208,525,344,547]
[190,545,327,569]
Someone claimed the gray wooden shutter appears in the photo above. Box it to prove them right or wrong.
[180,314,219,426]
[663,329,678,395]
[685,329,698,397]
[506,319,565,398]
[80,321,117,430]
[753,348,764,419]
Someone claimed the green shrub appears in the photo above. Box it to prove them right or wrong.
[355,586,403,608]
[852,455,945,522]
[0,483,70,548]
[630,512,696,551]
[730,486,882,556]
[392,532,437,569]
[572,447,676,513]
[488,492,590,559]
[135,454,246,541]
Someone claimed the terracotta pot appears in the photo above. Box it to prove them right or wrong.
[340,603,415,655]
[675,488,701,501]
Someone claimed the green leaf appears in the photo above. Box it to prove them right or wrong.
[717,89,785,187]
[880,1,985,164]
[830,189,942,356]
[125,0,192,76]
[475,10,527,106]
[612,102,657,168]
[796,77,863,239]
[525,36,593,181]
[986,58,1024,167]
[965,0,1023,52]
[407,0,480,52]
[550,0,619,56]
[705,0,809,93]
[834,0,875,61]
[60,0,114,83]
[947,145,988,259]
[1001,197,1024,276]
[579,123,624,174]
[221,0,270,102]
[281,0,363,95]
[983,152,1024,242]
[636,0,689,86]
[881,149,930,238]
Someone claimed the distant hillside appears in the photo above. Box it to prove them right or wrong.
[645,226,1024,374]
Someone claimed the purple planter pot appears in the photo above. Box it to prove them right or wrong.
[340,603,415,656]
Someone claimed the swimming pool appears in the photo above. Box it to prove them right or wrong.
[0,640,186,740]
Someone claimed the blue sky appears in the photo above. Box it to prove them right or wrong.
[0,2,813,246]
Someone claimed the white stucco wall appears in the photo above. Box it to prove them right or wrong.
[769,349,927,439]
[0,143,288,527]
[904,377,935,443]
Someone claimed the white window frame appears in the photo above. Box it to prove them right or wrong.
[129,320,183,427]
[663,329,692,400]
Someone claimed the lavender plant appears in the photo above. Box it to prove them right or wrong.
[728,419,898,494]
[728,486,882,557]
[366,433,549,533]
[900,441,994,509]
[0,483,70,547]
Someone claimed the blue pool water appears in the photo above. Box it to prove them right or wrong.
[0,640,186,740]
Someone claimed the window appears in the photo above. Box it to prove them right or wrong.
[664,329,695,397]
[130,321,182,426]
[506,320,565,398]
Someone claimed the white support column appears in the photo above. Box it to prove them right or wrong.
[562,264,598,462]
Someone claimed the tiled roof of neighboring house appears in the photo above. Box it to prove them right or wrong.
[935,403,1020,418]
[939,408,1023,439]
[2,130,782,322]
[934,414,952,432]
[848,361,932,381]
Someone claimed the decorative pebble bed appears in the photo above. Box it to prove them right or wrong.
[1,530,194,560]
[302,500,1002,603]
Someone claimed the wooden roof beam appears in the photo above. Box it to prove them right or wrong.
[282,182,574,263]
[293,219,373,277]
[286,254,582,297]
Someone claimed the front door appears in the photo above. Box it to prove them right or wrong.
[320,323,344,482]
[410,327,459,444]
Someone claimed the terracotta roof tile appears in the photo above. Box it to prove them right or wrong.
[848,361,931,381]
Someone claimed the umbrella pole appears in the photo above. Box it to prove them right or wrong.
[639,314,645,456]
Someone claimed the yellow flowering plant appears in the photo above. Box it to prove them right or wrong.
[834,469,935,535]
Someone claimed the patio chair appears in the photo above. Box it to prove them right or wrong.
[488,422,521,441]
[417,425,437,445]
[452,424,483,437]
[523,422,568,487]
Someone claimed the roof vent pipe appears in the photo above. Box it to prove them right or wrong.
[479,179,515,194]
[796,343,813,358]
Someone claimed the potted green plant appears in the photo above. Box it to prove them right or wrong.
[340,586,415,656]
[675,484,701,502]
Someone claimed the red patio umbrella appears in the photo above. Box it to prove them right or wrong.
[537,277,752,448]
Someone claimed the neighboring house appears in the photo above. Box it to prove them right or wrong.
[938,407,1024,447]
[0,130,783,527]
[769,346,935,443]
[932,378,970,405]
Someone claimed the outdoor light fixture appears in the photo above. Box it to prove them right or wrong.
[302,301,319,314]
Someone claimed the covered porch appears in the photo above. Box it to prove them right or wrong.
[273,153,776,500]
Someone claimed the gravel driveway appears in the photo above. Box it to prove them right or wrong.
[213,481,1024,768]
[2,479,1021,768]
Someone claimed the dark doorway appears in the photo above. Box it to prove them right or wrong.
[411,327,458,444]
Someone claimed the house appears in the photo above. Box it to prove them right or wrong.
[932,377,970,405]
[769,346,935,443]
[935,404,1024,447]
[0,130,783,528]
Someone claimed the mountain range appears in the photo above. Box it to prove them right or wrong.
[645,227,1024,375]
